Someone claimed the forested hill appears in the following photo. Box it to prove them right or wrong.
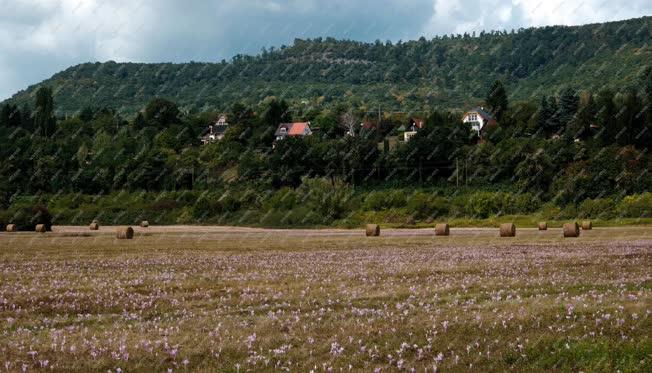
[5,16,652,115]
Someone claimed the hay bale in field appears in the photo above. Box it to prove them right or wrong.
[35,224,46,233]
[563,222,580,237]
[581,220,592,230]
[365,224,380,237]
[116,227,134,239]
[140,220,149,228]
[6,224,16,232]
[538,222,547,230]
[499,223,516,237]
[435,223,450,236]
[89,222,99,230]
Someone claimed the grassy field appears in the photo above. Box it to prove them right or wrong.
[0,226,650,372]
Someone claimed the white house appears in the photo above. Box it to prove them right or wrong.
[200,115,229,144]
[403,118,424,142]
[461,107,496,137]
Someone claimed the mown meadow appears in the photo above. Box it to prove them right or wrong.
[0,227,649,371]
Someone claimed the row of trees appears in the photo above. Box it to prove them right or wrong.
[1,70,651,209]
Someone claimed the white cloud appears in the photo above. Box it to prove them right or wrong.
[422,0,650,37]
[515,0,652,27]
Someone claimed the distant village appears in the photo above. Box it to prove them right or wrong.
[200,107,497,145]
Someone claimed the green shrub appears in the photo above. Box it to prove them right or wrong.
[558,204,578,219]
[163,190,201,205]
[231,209,264,226]
[191,191,241,217]
[176,207,194,224]
[48,194,88,210]
[387,190,407,209]
[259,210,287,226]
[406,192,429,218]
[289,206,325,226]
[508,193,541,214]
[264,188,298,211]
[297,177,354,220]
[362,190,406,211]
[579,198,616,219]
[217,192,242,213]
[406,192,450,219]
[464,192,540,217]
[539,202,562,220]
[448,196,467,217]
[465,192,505,218]
[362,191,387,211]
[192,192,216,220]
[617,193,652,218]
[148,197,179,211]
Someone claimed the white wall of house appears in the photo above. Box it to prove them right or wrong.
[276,127,288,141]
[404,131,417,142]
[216,115,227,126]
[462,112,483,135]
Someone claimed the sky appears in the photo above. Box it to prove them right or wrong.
[0,0,650,100]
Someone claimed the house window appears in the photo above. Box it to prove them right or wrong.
[468,113,478,121]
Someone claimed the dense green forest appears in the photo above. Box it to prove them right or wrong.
[1,17,651,228]
[3,17,651,115]
[1,62,651,228]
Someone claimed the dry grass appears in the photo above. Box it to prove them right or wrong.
[0,226,650,372]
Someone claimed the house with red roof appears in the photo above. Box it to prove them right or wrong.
[274,122,313,141]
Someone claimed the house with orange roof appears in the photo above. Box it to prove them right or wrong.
[274,122,313,141]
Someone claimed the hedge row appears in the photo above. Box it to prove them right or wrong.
[0,186,650,229]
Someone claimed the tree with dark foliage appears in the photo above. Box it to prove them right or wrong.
[33,87,56,136]
[485,80,508,123]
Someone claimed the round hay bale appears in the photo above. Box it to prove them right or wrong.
[563,222,580,237]
[581,220,592,230]
[35,224,46,233]
[140,220,149,228]
[538,221,547,230]
[365,224,380,237]
[499,223,516,237]
[116,227,134,239]
[434,223,450,236]
[89,222,99,230]
[6,224,16,232]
